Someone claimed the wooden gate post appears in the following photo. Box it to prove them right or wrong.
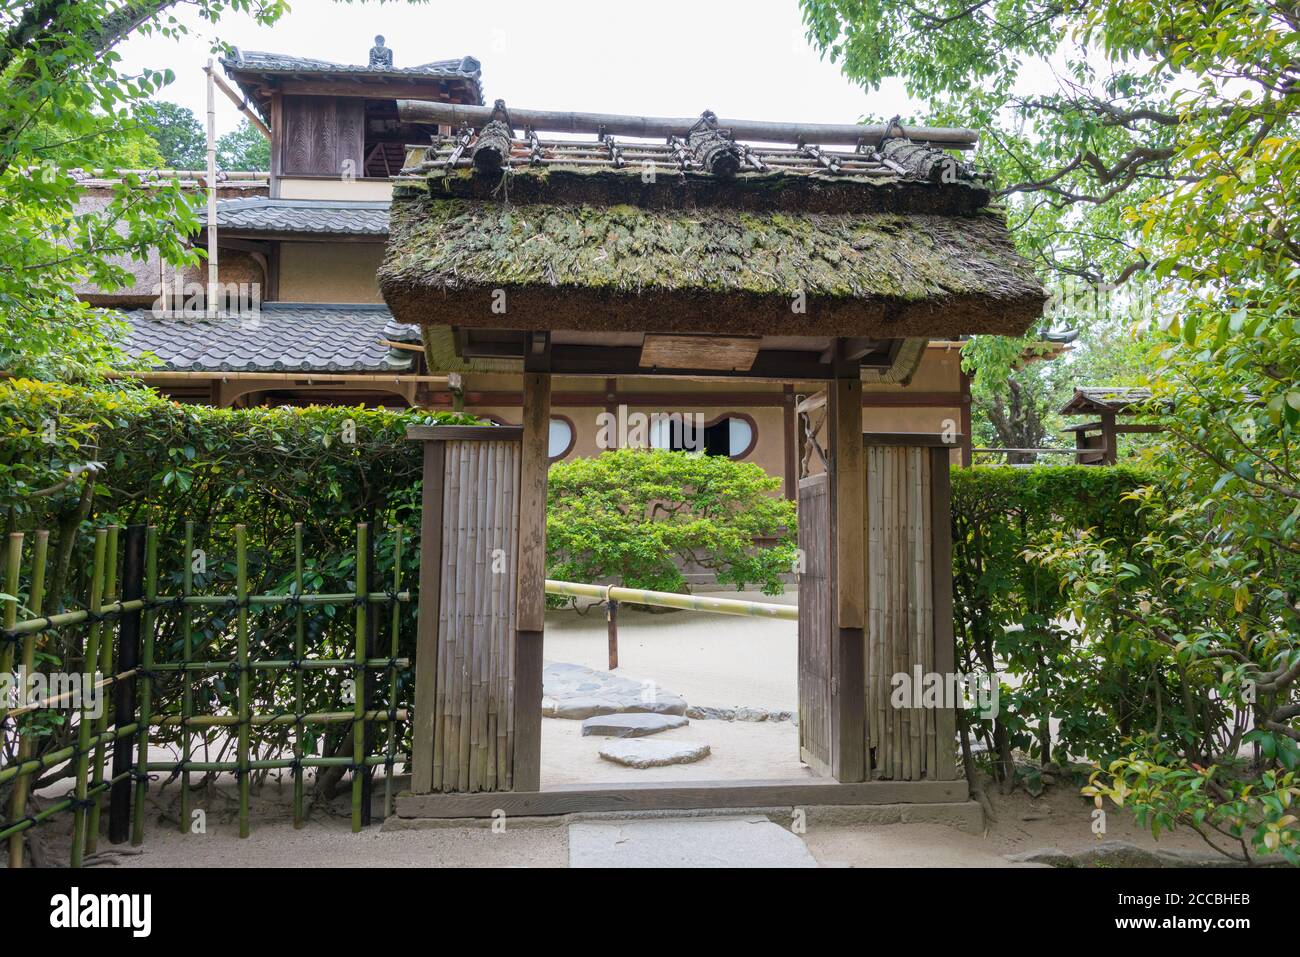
[512,371,551,792]
[828,377,866,783]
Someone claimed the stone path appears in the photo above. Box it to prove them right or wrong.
[542,661,688,719]
[598,739,712,768]
[568,816,819,868]
[581,713,689,737]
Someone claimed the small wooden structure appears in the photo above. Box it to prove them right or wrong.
[380,103,1043,815]
[1059,387,1160,465]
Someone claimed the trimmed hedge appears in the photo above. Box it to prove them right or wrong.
[950,465,1155,784]
[1,380,1159,796]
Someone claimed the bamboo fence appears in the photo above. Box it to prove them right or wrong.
[0,522,411,868]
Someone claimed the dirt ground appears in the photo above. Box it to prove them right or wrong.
[10,768,1219,869]
[6,594,1228,868]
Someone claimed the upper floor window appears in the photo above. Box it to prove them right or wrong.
[649,413,756,459]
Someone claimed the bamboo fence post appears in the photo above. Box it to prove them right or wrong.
[7,529,47,868]
[71,529,107,868]
[235,524,250,839]
[131,526,158,845]
[1,534,21,708]
[292,522,305,829]
[384,526,403,818]
[351,522,368,832]
[180,521,194,833]
[87,524,118,854]
[1,534,23,862]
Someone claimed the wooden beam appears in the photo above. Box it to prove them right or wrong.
[395,778,969,818]
[782,385,797,500]
[512,372,551,791]
[639,334,761,372]
[829,376,866,783]
[205,66,271,140]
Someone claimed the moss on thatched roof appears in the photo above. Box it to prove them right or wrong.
[378,179,1044,338]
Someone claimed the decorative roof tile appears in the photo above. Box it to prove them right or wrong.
[216,198,389,236]
[121,303,414,373]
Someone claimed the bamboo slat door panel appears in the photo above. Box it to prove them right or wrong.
[430,437,522,793]
[797,473,833,777]
[864,441,958,781]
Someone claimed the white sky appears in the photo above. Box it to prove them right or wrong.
[116,0,925,138]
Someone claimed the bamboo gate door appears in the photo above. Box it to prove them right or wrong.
[796,391,960,783]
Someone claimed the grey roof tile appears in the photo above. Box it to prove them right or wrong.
[121,303,414,373]
[216,198,389,236]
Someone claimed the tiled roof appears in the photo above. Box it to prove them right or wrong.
[217,198,389,236]
[1060,387,1153,415]
[222,49,481,81]
[220,49,484,109]
[122,303,415,373]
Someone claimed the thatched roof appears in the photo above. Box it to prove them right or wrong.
[380,128,1043,343]
[379,113,1045,377]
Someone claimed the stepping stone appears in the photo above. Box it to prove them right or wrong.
[581,713,689,738]
[598,739,710,768]
[569,816,818,868]
[542,662,687,718]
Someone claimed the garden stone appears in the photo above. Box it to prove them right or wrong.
[542,662,687,717]
[598,739,711,768]
[581,713,689,737]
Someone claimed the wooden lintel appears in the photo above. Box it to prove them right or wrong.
[395,778,970,818]
[639,334,762,372]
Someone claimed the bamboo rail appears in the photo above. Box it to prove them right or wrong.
[545,580,798,621]
[0,522,412,868]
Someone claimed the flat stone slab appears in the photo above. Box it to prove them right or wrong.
[542,662,687,718]
[569,816,818,868]
[581,713,689,738]
[598,739,711,768]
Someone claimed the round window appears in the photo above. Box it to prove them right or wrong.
[548,417,575,460]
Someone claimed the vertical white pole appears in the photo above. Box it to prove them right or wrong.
[206,59,219,319]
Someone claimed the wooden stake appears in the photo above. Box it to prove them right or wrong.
[235,524,250,839]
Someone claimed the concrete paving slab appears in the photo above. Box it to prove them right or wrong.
[568,815,819,868]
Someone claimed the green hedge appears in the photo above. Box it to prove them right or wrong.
[1,380,1161,796]
[950,465,1156,785]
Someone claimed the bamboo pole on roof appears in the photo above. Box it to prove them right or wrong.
[384,526,403,817]
[395,100,980,149]
[131,526,158,845]
[292,523,305,829]
[235,524,250,838]
[86,524,118,855]
[7,529,47,868]
[71,529,106,868]
[179,521,194,834]
[351,522,368,832]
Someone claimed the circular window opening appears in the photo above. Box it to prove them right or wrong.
[548,416,575,461]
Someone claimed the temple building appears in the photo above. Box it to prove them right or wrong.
[107,42,988,491]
